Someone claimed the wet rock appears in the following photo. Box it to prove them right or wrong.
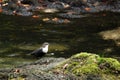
[42,8,59,13]
[47,1,70,10]
[8,57,77,80]
[1,0,33,16]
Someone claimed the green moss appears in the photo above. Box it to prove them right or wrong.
[61,52,120,77]
[72,52,91,59]
[65,61,80,73]
[86,54,100,64]
[65,53,100,75]
[103,58,120,69]
[72,63,99,75]
[98,58,120,73]
[9,77,25,80]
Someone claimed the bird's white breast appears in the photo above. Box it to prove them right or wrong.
[42,45,48,53]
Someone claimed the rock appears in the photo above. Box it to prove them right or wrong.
[1,0,33,16]
[0,53,120,80]
[47,2,70,10]
[1,0,120,16]
[56,52,120,80]
[42,8,59,13]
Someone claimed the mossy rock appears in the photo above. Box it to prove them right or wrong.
[98,58,120,74]
[55,52,120,79]
[72,63,99,75]
[65,52,101,75]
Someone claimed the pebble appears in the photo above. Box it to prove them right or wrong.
[50,53,54,55]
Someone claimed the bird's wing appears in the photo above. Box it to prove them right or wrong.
[30,48,42,55]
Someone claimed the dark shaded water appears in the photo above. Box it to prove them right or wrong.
[0,12,120,68]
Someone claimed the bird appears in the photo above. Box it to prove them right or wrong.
[30,42,49,57]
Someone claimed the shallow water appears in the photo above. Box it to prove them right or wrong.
[0,12,120,68]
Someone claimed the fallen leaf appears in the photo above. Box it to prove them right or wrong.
[32,15,40,18]
[0,0,2,3]
[64,19,70,23]
[0,8,2,13]
[63,63,68,69]
[85,7,91,11]
[52,17,59,21]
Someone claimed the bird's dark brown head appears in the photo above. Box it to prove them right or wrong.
[42,42,49,48]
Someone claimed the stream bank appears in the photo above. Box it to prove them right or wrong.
[0,53,120,80]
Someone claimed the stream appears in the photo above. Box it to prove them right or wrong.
[0,11,120,68]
